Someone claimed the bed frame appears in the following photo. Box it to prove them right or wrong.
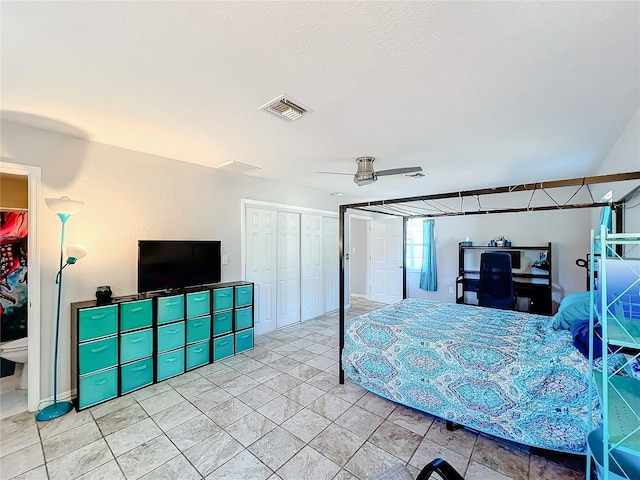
[338,170,640,384]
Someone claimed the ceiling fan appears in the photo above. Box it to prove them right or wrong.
[317,157,423,186]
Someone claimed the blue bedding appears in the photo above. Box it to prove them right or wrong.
[342,298,598,454]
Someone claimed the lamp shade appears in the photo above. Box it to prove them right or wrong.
[66,244,88,262]
[45,196,84,215]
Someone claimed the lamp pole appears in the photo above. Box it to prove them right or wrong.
[37,197,84,421]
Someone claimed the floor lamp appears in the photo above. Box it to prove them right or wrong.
[36,196,87,421]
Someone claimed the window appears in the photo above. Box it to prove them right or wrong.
[406,218,424,271]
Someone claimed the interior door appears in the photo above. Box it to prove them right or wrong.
[277,211,300,328]
[369,218,403,304]
[323,216,339,312]
[301,214,323,321]
[245,207,277,335]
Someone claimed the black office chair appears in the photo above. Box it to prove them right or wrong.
[477,252,515,310]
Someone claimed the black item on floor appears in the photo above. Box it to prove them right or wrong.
[416,458,465,480]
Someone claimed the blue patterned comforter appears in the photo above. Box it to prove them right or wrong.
[342,298,597,454]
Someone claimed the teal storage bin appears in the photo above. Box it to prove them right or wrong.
[186,341,210,370]
[187,291,210,319]
[120,299,153,332]
[157,295,184,324]
[213,288,233,312]
[213,334,234,361]
[78,336,118,375]
[78,367,117,409]
[120,328,153,364]
[235,328,254,354]
[235,307,253,330]
[120,357,153,394]
[157,321,185,353]
[79,305,118,342]
[235,285,253,307]
[213,311,233,336]
[157,348,185,381]
[187,317,211,344]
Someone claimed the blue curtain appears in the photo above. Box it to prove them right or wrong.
[419,219,437,291]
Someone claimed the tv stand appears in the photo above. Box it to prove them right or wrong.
[71,280,254,411]
[456,242,553,315]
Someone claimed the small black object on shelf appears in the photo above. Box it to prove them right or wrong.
[95,286,113,305]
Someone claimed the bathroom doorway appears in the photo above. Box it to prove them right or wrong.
[0,163,41,417]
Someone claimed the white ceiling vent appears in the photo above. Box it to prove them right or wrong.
[216,160,260,174]
[259,95,312,121]
[404,172,426,179]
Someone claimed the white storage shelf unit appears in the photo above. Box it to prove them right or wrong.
[588,229,640,480]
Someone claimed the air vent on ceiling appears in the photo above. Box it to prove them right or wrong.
[216,160,260,174]
[404,172,426,179]
[259,95,312,121]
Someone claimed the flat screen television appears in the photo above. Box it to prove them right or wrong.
[138,240,221,294]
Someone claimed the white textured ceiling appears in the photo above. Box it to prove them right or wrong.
[2,1,639,201]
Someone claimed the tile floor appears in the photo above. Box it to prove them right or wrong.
[0,297,585,480]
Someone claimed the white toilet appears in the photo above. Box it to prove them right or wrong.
[0,337,28,390]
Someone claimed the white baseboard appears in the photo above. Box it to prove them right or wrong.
[37,389,75,411]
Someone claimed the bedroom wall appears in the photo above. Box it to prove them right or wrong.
[1,119,348,406]
[406,208,593,309]
[349,217,368,296]
[593,109,640,234]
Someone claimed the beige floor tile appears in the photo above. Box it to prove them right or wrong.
[471,435,530,480]
[184,430,244,477]
[47,439,113,480]
[105,417,162,456]
[42,420,102,461]
[225,411,277,447]
[166,414,220,451]
[76,459,125,479]
[206,449,273,480]
[248,427,306,471]
[116,434,180,479]
[151,400,200,432]
[425,419,478,457]
[344,441,405,479]
[335,405,384,438]
[0,442,44,480]
[309,423,365,467]
[139,454,201,480]
[280,408,330,443]
[257,396,303,424]
[277,445,340,480]
[37,409,94,440]
[369,420,422,462]
[465,460,514,480]
[95,403,148,437]
[409,438,470,476]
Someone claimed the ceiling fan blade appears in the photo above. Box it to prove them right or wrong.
[376,166,423,177]
[315,171,354,176]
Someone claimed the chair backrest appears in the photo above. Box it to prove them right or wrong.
[478,252,515,309]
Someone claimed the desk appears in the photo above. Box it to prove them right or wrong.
[456,242,553,315]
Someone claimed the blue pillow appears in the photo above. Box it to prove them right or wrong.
[552,292,592,330]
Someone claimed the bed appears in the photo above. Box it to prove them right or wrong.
[341,298,597,454]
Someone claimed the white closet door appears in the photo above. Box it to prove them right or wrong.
[301,214,323,321]
[323,216,339,312]
[277,211,300,328]
[370,218,403,304]
[245,207,277,335]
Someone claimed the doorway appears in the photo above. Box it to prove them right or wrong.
[0,162,41,416]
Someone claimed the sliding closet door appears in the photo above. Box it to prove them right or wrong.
[245,207,277,335]
[370,218,403,304]
[301,214,323,321]
[323,216,339,312]
[277,212,300,328]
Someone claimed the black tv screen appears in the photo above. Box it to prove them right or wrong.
[138,240,221,293]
